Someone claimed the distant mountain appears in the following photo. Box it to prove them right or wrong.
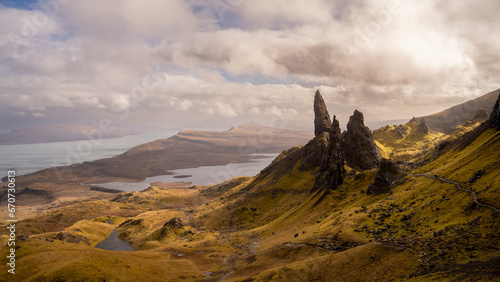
[418,88,499,133]
[0,124,169,145]
[20,123,313,184]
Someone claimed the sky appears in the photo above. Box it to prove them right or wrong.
[0,0,499,132]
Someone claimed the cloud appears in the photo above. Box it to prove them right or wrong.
[60,0,198,41]
[73,97,104,108]
[0,0,499,132]
[214,102,238,117]
[169,97,193,110]
[32,112,45,118]
[237,0,335,27]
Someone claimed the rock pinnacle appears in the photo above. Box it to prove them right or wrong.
[314,90,332,136]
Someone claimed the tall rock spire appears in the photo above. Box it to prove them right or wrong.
[342,110,382,170]
[313,115,345,191]
[314,90,332,136]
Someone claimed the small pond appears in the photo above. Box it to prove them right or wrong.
[95,230,135,251]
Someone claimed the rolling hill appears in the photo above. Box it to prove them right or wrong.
[0,91,498,281]
[18,123,313,184]
[419,88,499,133]
[0,124,168,145]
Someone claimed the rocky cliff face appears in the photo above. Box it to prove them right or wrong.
[342,110,382,170]
[313,116,345,191]
[490,94,500,130]
[416,118,431,134]
[314,90,332,136]
[258,91,387,191]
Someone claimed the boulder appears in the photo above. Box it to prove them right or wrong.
[367,158,405,195]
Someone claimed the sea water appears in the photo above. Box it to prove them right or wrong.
[0,132,177,176]
[91,153,278,192]
[0,132,278,191]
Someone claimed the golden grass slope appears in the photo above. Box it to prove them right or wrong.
[1,125,499,281]
[373,119,444,161]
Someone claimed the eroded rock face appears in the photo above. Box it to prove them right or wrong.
[417,118,431,134]
[342,110,382,170]
[314,90,332,136]
[366,158,405,195]
[313,116,345,191]
[490,94,500,130]
[301,132,330,170]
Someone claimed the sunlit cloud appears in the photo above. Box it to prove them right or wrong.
[0,0,499,131]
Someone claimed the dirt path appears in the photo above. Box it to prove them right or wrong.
[414,174,500,214]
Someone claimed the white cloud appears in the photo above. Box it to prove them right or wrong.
[60,0,198,41]
[214,101,238,117]
[32,112,45,118]
[0,0,499,131]
[73,97,104,108]
[249,107,260,114]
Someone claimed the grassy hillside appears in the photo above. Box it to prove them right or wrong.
[2,122,498,281]
[1,92,500,281]
[416,128,500,207]
[419,88,499,133]
[374,119,444,161]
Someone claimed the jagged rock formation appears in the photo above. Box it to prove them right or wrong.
[416,118,431,134]
[342,110,382,170]
[366,158,405,195]
[394,124,409,138]
[490,94,500,130]
[474,108,489,121]
[300,132,330,170]
[257,90,345,191]
[314,90,332,136]
[313,116,345,191]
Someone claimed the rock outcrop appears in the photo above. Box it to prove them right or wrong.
[416,118,431,134]
[313,116,345,191]
[159,217,185,239]
[342,110,382,170]
[314,90,332,136]
[474,108,489,121]
[301,132,330,170]
[252,90,339,188]
[366,158,405,195]
[490,94,500,130]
